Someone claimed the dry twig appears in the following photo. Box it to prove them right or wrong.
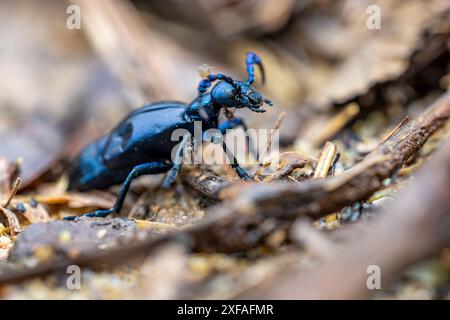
[1,92,450,284]
[245,135,450,299]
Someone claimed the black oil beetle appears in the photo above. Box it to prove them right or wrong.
[65,52,272,220]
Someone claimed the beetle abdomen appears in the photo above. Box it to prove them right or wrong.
[101,102,191,169]
[68,137,130,190]
[68,101,190,191]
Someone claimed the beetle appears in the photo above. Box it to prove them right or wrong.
[64,52,272,220]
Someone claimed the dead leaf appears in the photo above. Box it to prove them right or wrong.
[65,191,116,209]
[0,205,21,234]
[300,0,450,108]
[15,191,116,209]
[22,203,51,224]
[0,156,20,196]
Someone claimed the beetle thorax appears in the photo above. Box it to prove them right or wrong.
[210,81,239,109]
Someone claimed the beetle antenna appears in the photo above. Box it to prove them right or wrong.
[197,73,235,94]
[245,52,265,85]
[264,98,273,106]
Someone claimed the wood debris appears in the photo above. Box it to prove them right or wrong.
[0,0,449,300]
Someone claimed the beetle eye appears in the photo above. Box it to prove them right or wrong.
[231,89,237,95]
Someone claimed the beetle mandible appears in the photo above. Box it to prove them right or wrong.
[64,52,272,220]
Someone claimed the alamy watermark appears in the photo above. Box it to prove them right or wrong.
[66,4,81,30]
[366,4,381,30]
[366,265,381,290]
[66,264,81,290]
[170,122,280,166]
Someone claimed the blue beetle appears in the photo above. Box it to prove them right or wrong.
[65,52,272,220]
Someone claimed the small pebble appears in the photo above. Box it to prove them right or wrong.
[34,245,54,262]
[97,243,108,250]
[58,230,72,243]
[96,229,108,239]
[371,196,394,207]
[0,235,12,248]
[0,223,6,235]
[188,256,212,276]
[15,203,26,213]
[30,198,38,208]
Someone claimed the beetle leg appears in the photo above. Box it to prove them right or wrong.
[221,140,251,180]
[79,208,114,219]
[245,52,265,85]
[219,117,258,161]
[161,133,191,188]
[64,161,172,220]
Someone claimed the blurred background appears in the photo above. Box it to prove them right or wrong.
[1,0,448,187]
[0,0,450,300]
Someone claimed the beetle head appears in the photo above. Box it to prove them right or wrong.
[197,52,272,116]
[211,80,272,113]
